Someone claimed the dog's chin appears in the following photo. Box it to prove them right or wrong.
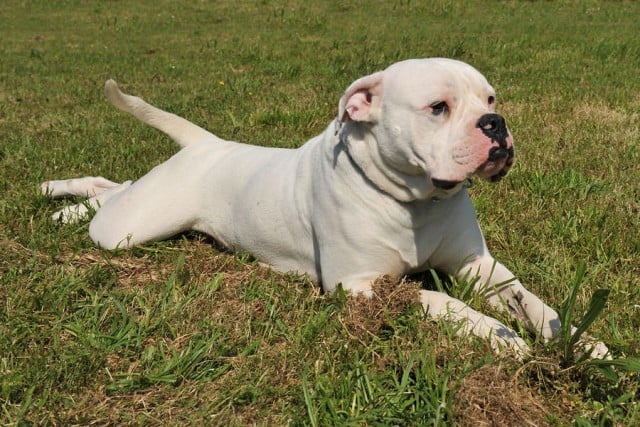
[475,156,512,183]
[432,167,509,192]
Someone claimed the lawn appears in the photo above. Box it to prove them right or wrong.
[1,0,639,425]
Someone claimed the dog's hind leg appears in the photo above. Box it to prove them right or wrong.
[46,180,133,225]
[84,149,205,250]
[41,176,131,224]
[105,80,221,148]
[41,176,120,198]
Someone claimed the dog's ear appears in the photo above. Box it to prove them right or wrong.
[338,71,384,123]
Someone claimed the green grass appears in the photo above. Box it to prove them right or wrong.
[1,0,640,425]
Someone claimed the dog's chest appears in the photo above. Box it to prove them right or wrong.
[376,193,467,272]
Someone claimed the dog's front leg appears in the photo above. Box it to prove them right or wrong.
[462,256,560,338]
[462,255,609,359]
[419,289,529,357]
[339,275,529,357]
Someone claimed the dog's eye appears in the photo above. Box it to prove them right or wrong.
[488,96,495,105]
[430,101,448,116]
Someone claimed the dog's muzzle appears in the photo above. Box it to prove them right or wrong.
[477,113,514,182]
[432,113,514,190]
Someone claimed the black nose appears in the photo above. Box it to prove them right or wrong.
[476,113,508,147]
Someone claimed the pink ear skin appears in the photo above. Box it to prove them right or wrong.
[338,71,384,123]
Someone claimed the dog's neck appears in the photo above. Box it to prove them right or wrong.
[335,119,462,203]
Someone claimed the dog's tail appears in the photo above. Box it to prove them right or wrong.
[105,79,219,148]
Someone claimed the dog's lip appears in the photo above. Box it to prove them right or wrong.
[431,178,463,190]
[490,168,509,182]
[477,145,514,183]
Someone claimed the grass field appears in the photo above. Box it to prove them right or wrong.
[1,0,640,425]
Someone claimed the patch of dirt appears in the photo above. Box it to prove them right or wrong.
[341,276,422,342]
[0,237,47,270]
[63,251,170,288]
[573,102,638,125]
[452,363,567,427]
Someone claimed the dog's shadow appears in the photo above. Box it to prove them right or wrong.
[164,230,461,295]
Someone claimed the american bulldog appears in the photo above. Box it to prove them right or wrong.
[41,58,608,358]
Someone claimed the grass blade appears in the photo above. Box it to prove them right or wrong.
[569,289,610,351]
[559,262,586,360]
[588,357,640,371]
[302,376,318,427]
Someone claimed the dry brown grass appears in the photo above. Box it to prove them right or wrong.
[452,362,567,427]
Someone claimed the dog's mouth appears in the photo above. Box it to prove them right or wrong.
[480,145,514,183]
[431,178,462,190]
[431,114,515,191]
[475,113,515,183]
[432,145,514,190]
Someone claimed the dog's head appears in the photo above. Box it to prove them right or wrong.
[338,58,514,201]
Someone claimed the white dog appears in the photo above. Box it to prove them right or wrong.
[42,58,608,358]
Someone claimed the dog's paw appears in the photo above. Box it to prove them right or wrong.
[569,327,611,360]
[490,332,530,360]
[40,181,54,196]
[52,203,90,225]
[577,337,611,360]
